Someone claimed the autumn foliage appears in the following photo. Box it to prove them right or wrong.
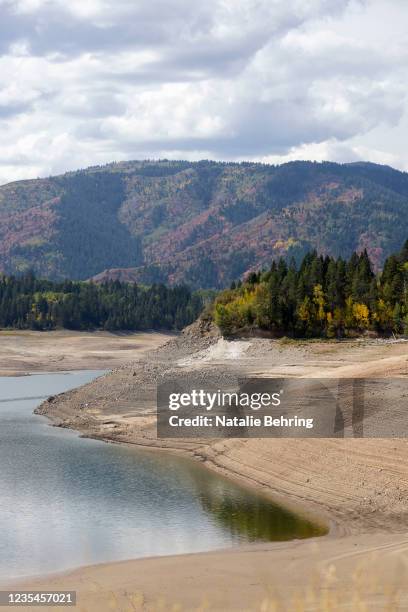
[214,241,408,338]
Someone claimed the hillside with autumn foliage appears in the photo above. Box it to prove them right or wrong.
[0,159,407,288]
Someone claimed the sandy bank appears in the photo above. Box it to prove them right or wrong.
[16,532,408,611]
[0,329,173,374]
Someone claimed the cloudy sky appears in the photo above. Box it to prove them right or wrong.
[0,0,407,184]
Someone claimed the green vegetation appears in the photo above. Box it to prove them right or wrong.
[1,160,408,288]
[0,273,203,331]
[214,241,408,338]
[1,240,407,337]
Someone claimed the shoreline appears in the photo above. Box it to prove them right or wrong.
[7,328,408,609]
[78,430,337,537]
[12,532,408,610]
[34,330,408,535]
[83,430,335,538]
[0,329,174,375]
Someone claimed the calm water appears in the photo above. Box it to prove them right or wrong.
[0,371,323,580]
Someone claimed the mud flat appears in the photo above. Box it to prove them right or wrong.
[14,326,408,610]
[0,329,173,374]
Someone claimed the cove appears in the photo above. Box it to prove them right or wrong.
[0,371,325,581]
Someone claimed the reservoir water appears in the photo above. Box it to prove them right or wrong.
[0,371,324,580]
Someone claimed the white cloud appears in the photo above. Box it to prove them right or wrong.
[0,0,407,185]
[259,139,399,167]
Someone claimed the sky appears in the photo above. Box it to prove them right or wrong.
[0,0,407,184]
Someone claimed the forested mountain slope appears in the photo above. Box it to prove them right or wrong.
[0,160,407,288]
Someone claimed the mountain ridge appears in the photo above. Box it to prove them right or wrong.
[0,159,407,288]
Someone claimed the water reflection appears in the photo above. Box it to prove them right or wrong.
[198,486,323,541]
[0,372,325,581]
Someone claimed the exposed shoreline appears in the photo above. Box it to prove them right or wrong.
[6,327,408,610]
[34,327,408,533]
[0,329,174,375]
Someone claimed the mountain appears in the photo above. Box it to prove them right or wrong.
[0,159,407,289]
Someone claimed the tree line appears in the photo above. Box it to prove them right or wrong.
[0,273,203,331]
[2,240,407,337]
[214,241,408,338]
